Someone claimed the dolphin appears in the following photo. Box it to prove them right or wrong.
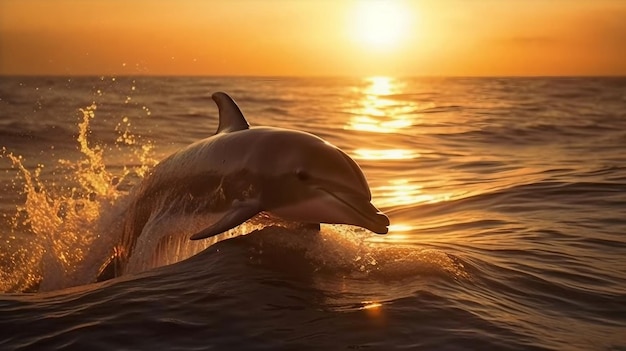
[103,92,389,279]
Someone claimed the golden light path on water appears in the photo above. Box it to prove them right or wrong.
[346,76,454,242]
[344,76,415,133]
[376,179,452,208]
[352,148,419,161]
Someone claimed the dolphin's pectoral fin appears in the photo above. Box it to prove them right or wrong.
[189,200,261,240]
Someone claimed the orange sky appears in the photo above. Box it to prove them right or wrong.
[1,0,625,76]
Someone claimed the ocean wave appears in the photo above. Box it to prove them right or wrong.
[0,122,75,146]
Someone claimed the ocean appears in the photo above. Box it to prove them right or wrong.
[0,76,624,350]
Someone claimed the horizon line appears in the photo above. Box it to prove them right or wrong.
[1,73,625,79]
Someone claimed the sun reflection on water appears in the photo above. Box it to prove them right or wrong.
[362,301,382,310]
[368,76,394,95]
[352,148,419,160]
[388,224,416,233]
[345,76,415,134]
[375,179,452,208]
[361,301,383,319]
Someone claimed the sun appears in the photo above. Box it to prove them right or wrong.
[350,0,413,51]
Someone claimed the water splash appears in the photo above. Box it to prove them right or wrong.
[0,104,156,292]
[238,224,470,282]
[114,115,154,179]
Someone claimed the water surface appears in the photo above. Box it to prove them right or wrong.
[1,76,625,350]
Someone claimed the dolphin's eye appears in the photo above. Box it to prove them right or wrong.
[296,169,310,181]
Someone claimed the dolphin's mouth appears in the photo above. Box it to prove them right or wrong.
[322,189,390,234]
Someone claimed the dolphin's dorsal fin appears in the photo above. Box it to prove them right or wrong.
[212,92,249,134]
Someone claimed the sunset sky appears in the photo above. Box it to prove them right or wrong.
[1,0,625,76]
